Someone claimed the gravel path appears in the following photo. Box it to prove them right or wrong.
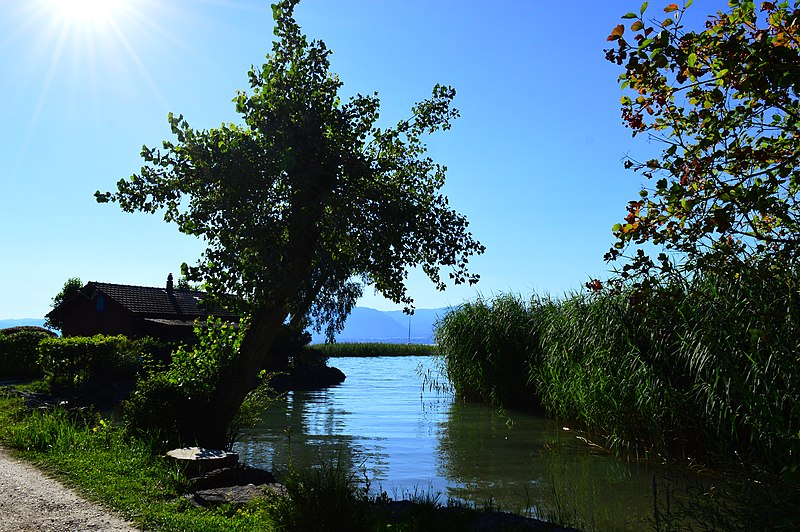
[0,446,138,532]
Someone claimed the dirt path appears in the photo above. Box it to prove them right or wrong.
[0,446,138,532]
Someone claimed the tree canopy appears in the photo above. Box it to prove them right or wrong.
[605,0,800,281]
[97,0,483,335]
[43,277,82,332]
[95,0,483,445]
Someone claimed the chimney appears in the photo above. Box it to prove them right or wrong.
[166,273,174,292]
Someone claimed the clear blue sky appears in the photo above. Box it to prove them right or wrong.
[0,0,729,319]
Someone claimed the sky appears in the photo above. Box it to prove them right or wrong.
[0,0,731,319]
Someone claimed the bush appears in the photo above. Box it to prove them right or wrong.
[36,335,161,386]
[0,329,55,379]
[123,318,276,449]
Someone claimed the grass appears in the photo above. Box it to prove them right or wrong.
[307,342,436,358]
[0,390,277,531]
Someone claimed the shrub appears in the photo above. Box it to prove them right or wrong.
[436,268,800,474]
[36,335,160,386]
[0,329,55,379]
[123,318,276,449]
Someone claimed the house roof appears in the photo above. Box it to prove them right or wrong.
[48,280,239,320]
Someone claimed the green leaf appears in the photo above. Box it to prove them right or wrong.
[687,52,697,67]
[632,20,644,31]
[622,12,638,19]
[640,2,649,15]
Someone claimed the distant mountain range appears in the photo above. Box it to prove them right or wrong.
[308,307,449,344]
[0,318,46,330]
[0,307,451,344]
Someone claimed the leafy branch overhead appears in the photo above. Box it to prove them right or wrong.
[605,0,800,279]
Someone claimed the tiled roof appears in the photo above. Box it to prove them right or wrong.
[88,282,238,319]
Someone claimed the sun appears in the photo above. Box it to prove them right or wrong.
[48,0,130,28]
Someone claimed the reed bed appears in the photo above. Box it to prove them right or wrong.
[436,268,800,474]
[307,342,436,358]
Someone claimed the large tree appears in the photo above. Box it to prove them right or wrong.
[96,0,483,446]
[605,0,800,282]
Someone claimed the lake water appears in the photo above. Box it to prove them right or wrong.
[235,355,720,530]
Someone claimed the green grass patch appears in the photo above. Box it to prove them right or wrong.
[308,342,436,358]
[0,391,276,531]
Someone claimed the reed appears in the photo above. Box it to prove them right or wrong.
[307,342,436,358]
[436,268,800,474]
[434,294,542,409]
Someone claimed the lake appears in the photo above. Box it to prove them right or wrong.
[235,355,721,530]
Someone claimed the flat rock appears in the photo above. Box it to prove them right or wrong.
[166,447,239,473]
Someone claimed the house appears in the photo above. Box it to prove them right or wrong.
[46,274,239,341]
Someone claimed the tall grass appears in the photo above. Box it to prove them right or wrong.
[436,268,800,475]
[307,342,436,358]
[434,294,542,409]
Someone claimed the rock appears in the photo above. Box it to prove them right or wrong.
[166,447,239,474]
[269,364,346,390]
[186,465,285,507]
[191,484,276,507]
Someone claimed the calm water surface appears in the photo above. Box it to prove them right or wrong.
[236,356,717,529]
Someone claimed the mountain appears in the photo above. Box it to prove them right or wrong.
[309,306,450,344]
[0,318,46,330]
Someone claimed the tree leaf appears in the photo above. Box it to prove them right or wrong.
[608,24,625,41]
[664,3,679,13]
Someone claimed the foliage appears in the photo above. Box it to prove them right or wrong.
[307,342,436,358]
[36,334,153,386]
[95,0,483,326]
[435,294,542,409]
[0,329,53,379]
[95,0,483,446]
[123,318,276,449]
[605,1,800,280]
[43,277,82,332]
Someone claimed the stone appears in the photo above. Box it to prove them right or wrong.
[166,447,239,474]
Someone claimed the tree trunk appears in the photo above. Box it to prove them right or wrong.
[197,306,289,449]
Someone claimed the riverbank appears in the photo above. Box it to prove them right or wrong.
[0,386,573,531]
[307,342,435,357]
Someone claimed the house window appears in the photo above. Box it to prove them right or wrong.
[96,294,105,313]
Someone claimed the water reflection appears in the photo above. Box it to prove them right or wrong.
[235,356,715,529]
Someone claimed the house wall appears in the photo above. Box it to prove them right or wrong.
[59,294,138,338]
